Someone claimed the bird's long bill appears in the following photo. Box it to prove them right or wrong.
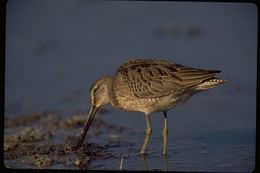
[77,105,98,147]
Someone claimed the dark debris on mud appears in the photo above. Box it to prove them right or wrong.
[4,112,130,169]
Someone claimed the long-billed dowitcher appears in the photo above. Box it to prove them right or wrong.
[74,58,226,155]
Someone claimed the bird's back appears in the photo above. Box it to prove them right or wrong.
[111,59,226,113]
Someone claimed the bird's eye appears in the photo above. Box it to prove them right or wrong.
[93,88,98,94]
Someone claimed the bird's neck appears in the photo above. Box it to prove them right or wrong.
[104,76,114,105]
[105,76,119,108]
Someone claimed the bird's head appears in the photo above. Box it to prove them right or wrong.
[78,76,113,145]
[89,76,113,109]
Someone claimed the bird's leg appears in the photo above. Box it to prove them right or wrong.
[140,114,152,155]
[163,111,168,155]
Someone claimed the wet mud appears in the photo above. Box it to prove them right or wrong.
[4,112,130,169]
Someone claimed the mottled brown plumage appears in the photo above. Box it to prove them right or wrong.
[74,58,227,155]
[112,59,225,115]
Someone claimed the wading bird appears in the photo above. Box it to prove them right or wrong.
[74,58,226,155]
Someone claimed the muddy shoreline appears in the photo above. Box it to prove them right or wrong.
[4,112,130,169]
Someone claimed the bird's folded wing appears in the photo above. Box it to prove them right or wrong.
[116,59,220,99]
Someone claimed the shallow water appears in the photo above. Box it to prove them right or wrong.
[4,0,256,171]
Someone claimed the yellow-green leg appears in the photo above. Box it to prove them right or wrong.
[163,111,168,155]
[140,114,152,155]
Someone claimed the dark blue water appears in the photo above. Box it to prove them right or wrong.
[5,1,256,171]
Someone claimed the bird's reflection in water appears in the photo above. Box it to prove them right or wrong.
[140,155,149,171]
[163,155,169,171]
[140,154,168,171]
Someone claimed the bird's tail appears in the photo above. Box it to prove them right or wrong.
[195,78,227,90]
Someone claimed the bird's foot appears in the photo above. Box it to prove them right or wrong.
[139,152,148,157]
[162,153,168,158]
